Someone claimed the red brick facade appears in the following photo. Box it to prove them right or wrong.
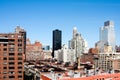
[0,27,26,80]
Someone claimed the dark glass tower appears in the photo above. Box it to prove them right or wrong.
[52,29,62,58]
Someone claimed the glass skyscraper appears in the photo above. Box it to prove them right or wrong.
[100,21,116,51]
[52,29,62,58]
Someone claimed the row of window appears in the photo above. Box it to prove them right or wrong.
[2,62,22,65]
[9,57,22,60]
[2,75,22,79]
[3,48,23,51]
[0,57,23,61]
[9,39,23,42]
[3,66,22,69]
[3,53,22,56]
[3,61,23,65]
[3,71,22,74]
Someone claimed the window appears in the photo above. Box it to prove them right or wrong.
[9,44,14,47]
[3,48,7,51]
[3,52,7,56]
[18,71,22,74]
[9,53,14,56]
[3,76,7,79]
[18,35,21,38]
[18,39,22,42]
[3,57,7,60]
[3,71,7,74]
[9,58,14,60]
[4,44,7,46]
[18,75,22,78]
[18,67,22,69]
[18,62,22,64]
[9,76,15,78]
[9,67,14,69]
[9,62,14,65]
[4,67,7,69]
[18,48,22,51]
[18,44,22,47]
[18,58,22,60]
[3,62,7,65]
[9,48,14,51]
[18,53,22,56]
[9,39,15,42]
[9,71,15,74]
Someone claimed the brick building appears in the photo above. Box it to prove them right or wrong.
[26,39,43,61]
[0,26,26,80]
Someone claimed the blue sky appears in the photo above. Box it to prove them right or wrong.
[0,0,120,48]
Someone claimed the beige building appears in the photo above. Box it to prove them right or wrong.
[98,52,120,72]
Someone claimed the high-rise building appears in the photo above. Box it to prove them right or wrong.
[69,27,85,69]
[69,27,85,58]
[52,29,62,58]
[0,26,26,80]
[96,21,116,52]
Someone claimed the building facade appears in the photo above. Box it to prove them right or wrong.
[42,45,50,50]
[69,27,85,61]
[98,52,120,72]
[54,44,75,64]
[0,26,26,80]
[26,39,43,61]
[52,29,62,58]
[96,21,116,52]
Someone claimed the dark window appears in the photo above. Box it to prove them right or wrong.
[9,67,14,69]
[9,53,14,56]
[18,53,22,56]
[18,67,22,69]
[18,71,22,74]
[9,62,14,65]
[4,67,7,69]
[4,44,7,46]
[18,39,22,42]
[18,62,22,64]
[3,57,7,60]
[18,58,22,60]
[9,76,15,78]
[18,44,22,46]
[18,75,22,78]
[9,39,15,42]
[3,48,7,51]
[9,58,14,60]
[3,76,7,79]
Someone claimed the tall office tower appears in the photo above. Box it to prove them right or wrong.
[96,21,116,52]
[0,26,26,80]
[52,29,62,58]
[69,27,85,57]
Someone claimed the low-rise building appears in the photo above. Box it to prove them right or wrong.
[98,52,120,72]
[26,39,43,61]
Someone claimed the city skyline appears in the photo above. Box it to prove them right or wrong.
[0,0,120,48]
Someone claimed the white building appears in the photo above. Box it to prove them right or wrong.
[54,44,76,64]
[69,27,85,60]
[84,39,89,53]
